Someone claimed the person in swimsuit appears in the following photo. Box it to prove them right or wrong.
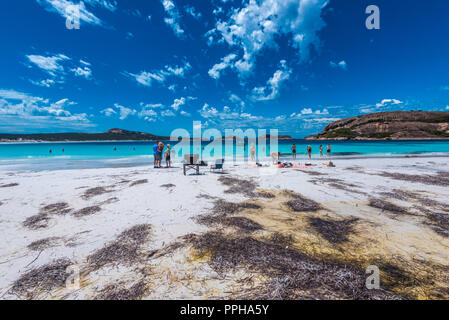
[165,144,171,168]
[158,142,164,168]
[250,144,256,161]
[291,144,297,160]
[327,144,331,158]
[319,145,324,159]
[307,145,312,160]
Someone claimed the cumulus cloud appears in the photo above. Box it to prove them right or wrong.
[71,66,92,79]
[0,88,93,130]
[251,60,292,101]
[161,0,184,37]
[212,0,329,75]
[171,97,186,111]
[208,54,237,79]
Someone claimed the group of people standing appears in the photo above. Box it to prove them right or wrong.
[291,144,332,160]
[153,141,171,168]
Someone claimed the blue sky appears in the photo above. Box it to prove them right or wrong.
[1,0,448,137]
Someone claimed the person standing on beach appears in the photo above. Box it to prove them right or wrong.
[327,144,332,158]
[153,141,160,168]
[291,144,297,160]
[307,145,312,160]
[165,144,171,168]
[319,145,324,159]
[158,142,164,168]
[250,144,256,161]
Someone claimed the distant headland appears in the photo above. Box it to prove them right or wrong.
[306,111,449,140]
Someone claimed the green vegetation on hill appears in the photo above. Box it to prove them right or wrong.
[0,129,170,142]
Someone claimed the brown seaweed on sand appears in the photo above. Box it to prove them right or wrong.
[86,224,152,272]
[284,191,321,212]
[369,199,408,215]
[10,259,72,299]
[72,206,102,217]
[82,187,112,200]
[23,214,51,230]
[130,179,148,187]
[27,237,60,251]
[0,183,19,188]
[187,232,400,300]
[309,217,359,244]
[41,202,71,215]
[376,171,449,187]
[93,280,148,300]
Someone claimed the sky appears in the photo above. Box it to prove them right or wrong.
[0,0,449,137]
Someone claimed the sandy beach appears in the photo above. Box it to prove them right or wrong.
[1,156,448,300]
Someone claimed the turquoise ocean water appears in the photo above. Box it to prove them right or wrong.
[1,140,449,171]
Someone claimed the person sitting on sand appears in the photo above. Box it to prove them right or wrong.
[165,144,171,168]
[153,141,160,168]
[319,145,324,159]
[250,144,256,161]
[291,144,297,160]
[307,145,312,160]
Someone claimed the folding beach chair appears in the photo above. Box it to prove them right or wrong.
[183,154,200,175]
[210,159,225,173]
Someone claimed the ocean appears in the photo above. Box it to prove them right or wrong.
[1,139,449,171]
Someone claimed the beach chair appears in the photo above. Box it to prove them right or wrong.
[183,154,200,175]
[210,159,225,173]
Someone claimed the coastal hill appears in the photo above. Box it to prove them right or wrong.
[306,111,449,140]
[0,128,170,142]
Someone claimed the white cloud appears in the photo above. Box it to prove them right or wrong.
[171,97,185,111]
[185,5,202,20]
[100,107,116,117]
[0,88,93,130]
[208,54,237,79]
[330,60,347,70]
[359,98,404,113]
[161,0,184,37]
[36,0,105,27]
[125,61,191,87]
[114,103,136,120]
[251,60,292,101]
[71,66,92,79]
[26,54,69,75]
[27,53,93,85]
[212,0,328,75]
[29,79,56,88]
[161,109,176,117]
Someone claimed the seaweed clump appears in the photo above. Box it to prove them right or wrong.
[284,191,321,212]
[186,232,400,300]
[86,224,152,272]
[72,206,102,218]
[309,217,359,244]
[369,199,408,215]
[130,179,148,187]
[93,280,148,300]
[10,259,73,299]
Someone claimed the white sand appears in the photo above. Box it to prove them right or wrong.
[0,156,448,299]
